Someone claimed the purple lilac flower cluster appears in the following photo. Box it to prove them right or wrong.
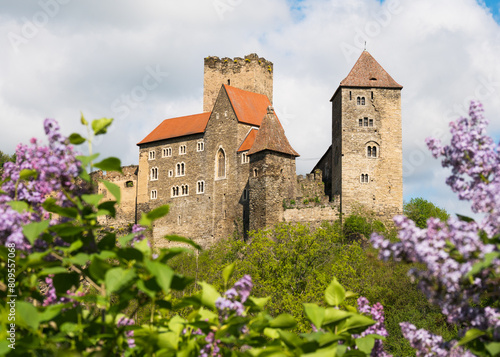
[131,224,146,245]
[42,276,83,307]
[356,297,391,357]
[0,119,81,250]
[199,331,221,357]
[400,323,474,357]
[215,275,252,321]
[371,102,500,354]
[117,316,136,348]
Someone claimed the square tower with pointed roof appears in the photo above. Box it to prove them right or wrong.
[330,50,403,218]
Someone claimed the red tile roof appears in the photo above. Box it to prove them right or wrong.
[248,107,299,157]
[137,112,210,145]
[340,50,402,89]
[238,128,258,152]
[224,85,271,126]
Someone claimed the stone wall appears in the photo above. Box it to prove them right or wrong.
[203,54,273,112]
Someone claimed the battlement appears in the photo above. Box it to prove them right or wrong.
[203,53,274,112]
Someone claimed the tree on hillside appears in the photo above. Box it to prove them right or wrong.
[403,197,449,228]
[0,150,16,174]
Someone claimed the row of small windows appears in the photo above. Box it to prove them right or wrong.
[149,142,204,160]
[358,117,374,127]
[171,185,189,197]
[150,163,185,180]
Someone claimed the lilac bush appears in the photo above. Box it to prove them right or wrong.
[371,101,500,355]
[0,118,80,250]
[356,297,391,357]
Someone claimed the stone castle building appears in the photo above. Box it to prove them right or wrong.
[95,51,403,247]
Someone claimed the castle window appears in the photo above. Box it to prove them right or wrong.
[369,119,374,127]
[241,152,249,164]
[357,97,365,105]
[227,79,230,85]
[361,97,365,105]
[243,188,248,200]
[197,141,204,152]
[125,181,134,188]
[366,144,378,158]
[360,174,369,183]
[358,119,363,127]
[179,145,186,155]
[216,148,226,179]
[364,117,368,126]
[149,150,155,160]
[371,91,374,100]
[176,163,185,176]
[150,167,158,181]
[181,185,189,196]
[151,190,157,199]
[197,180,205,194]
[253,168,258,177]
[168,170,173,177]
[172,186,179,197]
[162,147,172,157]
[350,91,352,100]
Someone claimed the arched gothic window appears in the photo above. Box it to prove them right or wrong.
[216,149,225,178]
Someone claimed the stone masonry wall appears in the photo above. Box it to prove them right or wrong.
[203,54,273,112]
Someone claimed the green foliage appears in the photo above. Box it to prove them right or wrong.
[404,197,450,228]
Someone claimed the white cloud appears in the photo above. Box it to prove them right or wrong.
[1,0,499,218]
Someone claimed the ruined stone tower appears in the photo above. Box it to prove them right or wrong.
[203,53,273,112]
[330,50,403,218]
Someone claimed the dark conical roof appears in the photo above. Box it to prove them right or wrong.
[248,107,299,157]
[340,50,402,89]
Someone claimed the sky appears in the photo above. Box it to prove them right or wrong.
[1,0,499,218]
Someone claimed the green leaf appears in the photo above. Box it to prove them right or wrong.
[325,277,346,306]
[69,133,86,145]
[97,201,116,218]
[105,267,137,295]
[198,281,221,310]
[89,256,113,282]
[458,328,486,346]
[303,303,325,330]
[222,262,235,286]
[52,272,80,294]
[456,214,475,223]
[94,157,122,173]
[467,252,499,277]
[68,253,90,266]
[269,313,296,329]
[146,260,174,294]
[76,153,99,167]
[248,296,270,309]
[7,200,29,213]
[80,112,88,126]
[101,180,121,205]
[134,237,151,256]
[91,118,113,135]
[163,235,201,250]
[140,205,170,226]
[339,314,375,334]
[486,342,500,356]
[81,194,104,207]
[355,336,375,354]
[22,220,50,244]
[16,301,39,331]
[97,233,116,250]
[39,266,68,276]
[39,304,65,322]
[19,169,38,180]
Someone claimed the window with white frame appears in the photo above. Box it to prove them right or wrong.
[241,152,249,164]
[150,167,158,181]
[176,162,185,176]
[216,148,226,179]
[162,147,172,157]
[366,143,379,158]
[181,184,189,196]
[197,180,205,194]
[151,190,157,199]
[357,96,366,105]
[168,170,173,177]
[360,174,370,183]
[171,186,179,197]
[179,145,186,155]
[149,150,156,160]
[197,141,204,152]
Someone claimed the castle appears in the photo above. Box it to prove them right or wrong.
[95,51,403,247]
